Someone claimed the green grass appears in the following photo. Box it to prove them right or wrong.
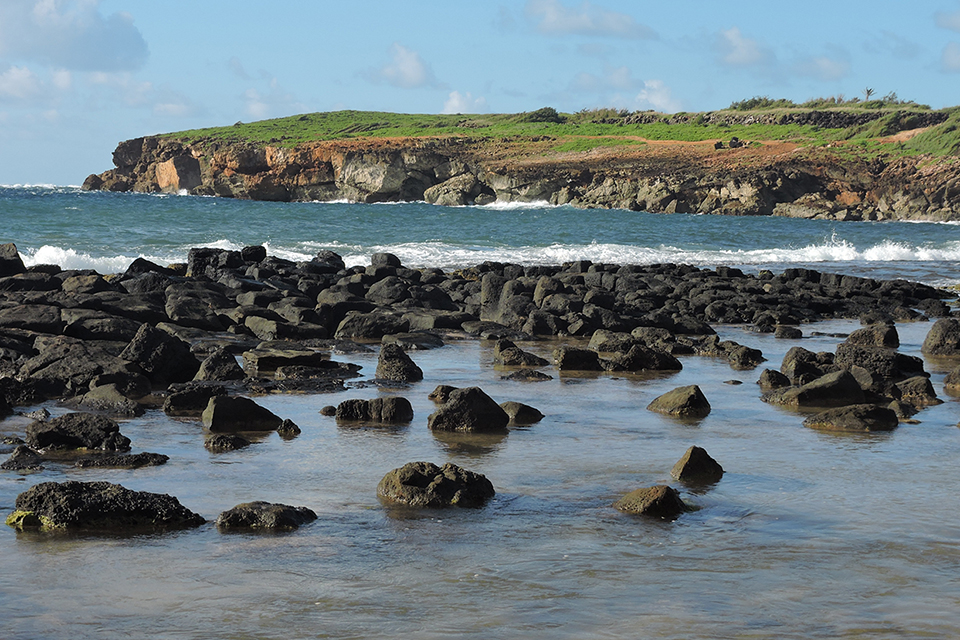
[552,138,647,153]
[164,106,960,159]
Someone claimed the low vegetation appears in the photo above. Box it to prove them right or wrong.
[165,97,960,161]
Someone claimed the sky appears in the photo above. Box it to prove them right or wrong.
[2,0,960,185]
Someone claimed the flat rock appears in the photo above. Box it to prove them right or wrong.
[377,461,495,508]
[7,480,205,531]
[216,501,317,530]
[763,369,866,408]
[803,404,899,432]
[382,332,445,350]
[241,346,327,376]
[74,452,169,469]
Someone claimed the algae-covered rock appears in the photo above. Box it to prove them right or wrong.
[377,461,495,508]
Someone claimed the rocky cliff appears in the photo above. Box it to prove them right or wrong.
[82,133,960,222]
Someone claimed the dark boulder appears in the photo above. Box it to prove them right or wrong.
[493,339,549,367]
[945,365,960,396]
[71,383,145,418]
[377,461,495,508]
[120,324,200,386]
[74,452,169,469]
[7,480,205,531]
[895,376,942,407]
[216,501,317,530]
[613,485,688,519]
[553,345,603,371]
[25,412,130,452]
[335,310,409,340]
[428,385,456,403]
[163,383,228,417]
[834,343,926,381]
[670,446,724,484]
[803,404,899,432]
[780,346,834,385]
[241,345,327,376]
[763,370,865,408]
[757,368,791,392]
[18,336,138,399]
[726,345,766,370]
[1,445,44,471]
[194,346,245,381]
[428,386,509,433]
[604,344,683,372]
[922,318,960,356]
[499,401,544,425]
[846,323,899,348]
[376,343,423,382]
[774,325,803,339]
[0,243,27,277]
[204,434,251,452]
[335,397,414,424]
[501,368,553,382]
[647,385,711,419]
[201,396,283,432]
[382,332,445,350]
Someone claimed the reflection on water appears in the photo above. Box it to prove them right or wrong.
[2,320,960,638]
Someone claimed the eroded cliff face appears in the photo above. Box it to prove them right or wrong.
[82,135,960,222]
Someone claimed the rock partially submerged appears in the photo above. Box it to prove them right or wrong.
[7,480,205,531]
[25,412,131,452]
[376,343,423,382]
[377,461,495,508]
[204,433,251,452]
[1,445,44,471]
[216,501,317,530]
[803,404,899,432]
[201,396,283,432]
[427,387,510,433]
[335,397,414,424]
[74,452,169,469]
[499,401,544,425]
[647,385,711,419]
[670,446,724,484]
[614,485,688,519]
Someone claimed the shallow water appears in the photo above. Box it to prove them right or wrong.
[2,320,959,639]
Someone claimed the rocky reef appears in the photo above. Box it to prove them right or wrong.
[83,133,960,222]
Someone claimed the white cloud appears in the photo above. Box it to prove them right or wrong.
[635,79,680,113]
[714,27,774,67]
[0,66,43,100]
[794,54,850,81]
[936,9,960,32]
[525,0,657,39]
[943,42,960,72]
[442,91,487,114]
[0,0,148,72]
[370,43,443,89]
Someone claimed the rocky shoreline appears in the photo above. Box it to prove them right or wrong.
[81,133,960,222]
[2,240,960,530]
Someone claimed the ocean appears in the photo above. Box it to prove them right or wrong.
[2,185,960,639]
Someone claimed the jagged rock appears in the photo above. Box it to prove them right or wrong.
[164,383,228,417]
[727,345,766,370]
[834,343,926,381]
[216,501,317,530]
[670,446,724,484]
[774,325,803,339]
[603,344,683,372]
[613,485,688,519]
[763,370,865,408]
[120,324,200,386]
[74,452,169,469]
[895,376,942,407]
[647,385,711,419]
[241,345,327,375]
[847,323,899,348]
[204,434,250,452]
[945,365,960,396]
[201,396,283,432]
[758,368,791,392]
[377,461,495,508]
[588,329,639,353]
[428,384,457,403]
[803,404,899,432]
[0,243,27,277]
[553,345,603,371]
[499,401,544,425]
[7,480,205,530]
[780,346,835,385]
[335,310,408,340]
[376,343,423,382]
[501,368,553,381]
[922,318,960,356]
[1,445,44,471]
[428,386,509,433]
[195,346,245,381]
[493,339,549,367]
[18,336,139,399]
[277,419,301,438]
[25,412,130,452]
[382,332,445,350]
[335,397,414,424]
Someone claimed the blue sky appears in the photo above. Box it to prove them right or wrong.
[2,0,960,185]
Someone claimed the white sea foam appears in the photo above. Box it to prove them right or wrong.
[20,245,173,273]
[475,200,558,211]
